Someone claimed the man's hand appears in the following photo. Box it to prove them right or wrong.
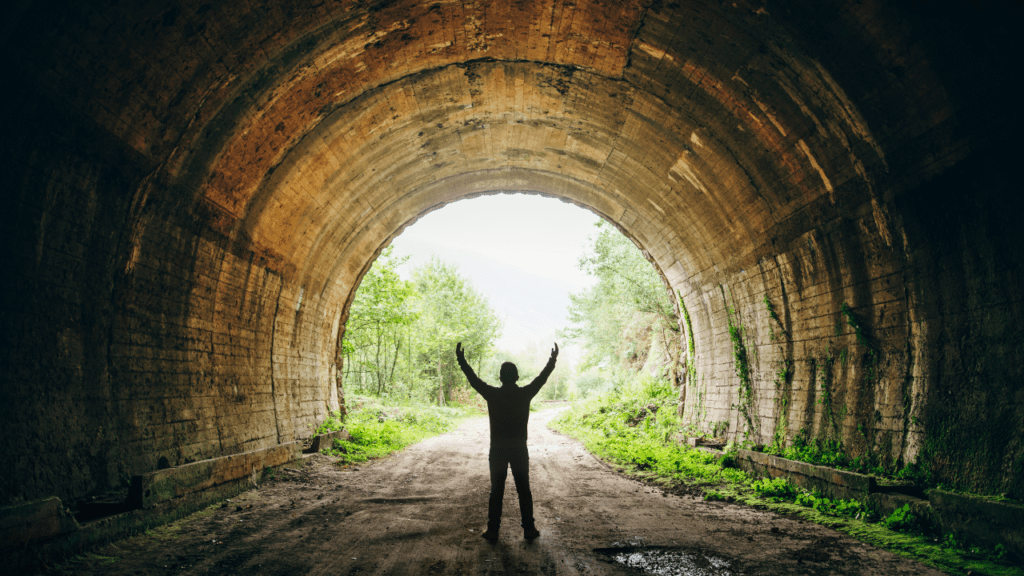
[456,342,466,363]
[550,342,559,361]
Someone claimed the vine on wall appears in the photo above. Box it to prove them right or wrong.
[724,288,757,440]
[676,291,706,426]
[765,294,793,452]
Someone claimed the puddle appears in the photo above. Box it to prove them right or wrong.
[594,544,735,576]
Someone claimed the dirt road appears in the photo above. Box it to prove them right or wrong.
[47,408,944,575]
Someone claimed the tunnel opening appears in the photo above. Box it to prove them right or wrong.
[334,191,677,410]
[336,193,599,403]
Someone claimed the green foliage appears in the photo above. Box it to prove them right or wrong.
[554,382,1019,575]
[766,432,900,480]
[320,395,477,463]
[342,252,501,404]
[726,300,756,437]
[768,434,851,468]
[763,294,786,341]
[677,291,704,422]
[411,258,502,405]
[840,302,871,349]
[573,369,613,399]
[560,221,679,376]
[551,374,746,485]
[484,340,572,402]
[343,247,418,396]
[881,504,925,533]
[751,476,799,499]
[315,411,345,435]
[745,475,864,516]
[792,490,865,518]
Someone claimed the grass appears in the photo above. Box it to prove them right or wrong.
[318,395,482,463]
[551,376,1021,576]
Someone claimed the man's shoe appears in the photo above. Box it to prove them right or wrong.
[481,529,499,541]
[523,526,540,539]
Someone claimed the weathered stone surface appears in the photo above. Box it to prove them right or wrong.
[0,497,78,547]
[928,490,1024,559]
[129,442,300,509]
[867,492,932,522]
[305,429,352,454]
[736,450,875,502]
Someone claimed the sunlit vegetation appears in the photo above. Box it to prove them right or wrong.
[491,340,573,402]
[317,395,481,464]
[553,379,1020,575]
[551,375,744,485]
[560,220,681,396]
[342,248,501,405]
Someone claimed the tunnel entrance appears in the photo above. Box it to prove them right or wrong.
[2,0,1022,566]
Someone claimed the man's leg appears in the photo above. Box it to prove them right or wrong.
[486,448,510,538]
[508,445,537,538]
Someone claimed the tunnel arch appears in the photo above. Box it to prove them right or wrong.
[2,0,1022,510]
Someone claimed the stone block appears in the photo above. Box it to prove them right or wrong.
[685,437,726,449]
[129,441,300,509]
[928,490,1024,559]
[736,450,875,501]
[867,492,932,521]
[304,429,352,453]
[0,497,79,548]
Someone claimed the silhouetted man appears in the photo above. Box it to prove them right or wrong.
[456,342,558,541]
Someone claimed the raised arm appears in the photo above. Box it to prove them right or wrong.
[523,342,559,397]
[456,342,490,396]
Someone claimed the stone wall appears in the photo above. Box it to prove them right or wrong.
[0,87,340,504]
[677,188,918,455]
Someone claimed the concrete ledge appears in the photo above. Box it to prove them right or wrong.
[734,451,1023,559]
[867,492,933,521]
[736,450,876,501]
[130,441,300,509]
[8,468,283,573]
[0,497,79,548]
[929,489,1024,559]
[686,437,726,449]
[304,429,351,453]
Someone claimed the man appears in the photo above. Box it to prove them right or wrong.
[455,341,558,541]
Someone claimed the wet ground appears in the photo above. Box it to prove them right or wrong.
[40,409,945,575]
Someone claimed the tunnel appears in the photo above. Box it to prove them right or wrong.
[1,0,1021,547]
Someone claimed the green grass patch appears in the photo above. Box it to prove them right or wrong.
[551,375,746,485]
[551,376,1021,575]
[319,395,482,463]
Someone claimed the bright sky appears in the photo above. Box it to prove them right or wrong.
[386,193,602,362]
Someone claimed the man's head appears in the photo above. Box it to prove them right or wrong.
[499,362,519,385]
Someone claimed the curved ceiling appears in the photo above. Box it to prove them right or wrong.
[143,0,900,312]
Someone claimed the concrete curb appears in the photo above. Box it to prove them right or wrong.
[735,449,876,501]
[304,429,351,453]
[0,497,79,548]
[3,441,303,573]
[929,489,1023,559]
[735,449,1024,559]
[129,441,301,509]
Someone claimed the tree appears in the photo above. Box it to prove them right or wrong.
[411,258,502,405]
[342,247,417,396]
[560,221,680,379]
